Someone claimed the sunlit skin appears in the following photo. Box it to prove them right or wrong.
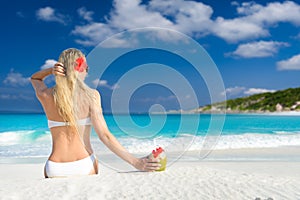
[31,57,161,178]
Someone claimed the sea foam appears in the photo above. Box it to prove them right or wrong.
[1,130,300,158]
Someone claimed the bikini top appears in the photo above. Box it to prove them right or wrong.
[48,117,92,129]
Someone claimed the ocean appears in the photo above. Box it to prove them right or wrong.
[1,113,300,163]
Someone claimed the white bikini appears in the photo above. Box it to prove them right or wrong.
[45,117,97,178]
[47,117,92,128]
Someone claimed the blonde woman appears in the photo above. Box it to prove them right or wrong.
[31,48,161,178]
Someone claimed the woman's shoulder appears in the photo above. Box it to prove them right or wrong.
[89,89,102,108]
[91,89,101,98]
[36,87,54,100]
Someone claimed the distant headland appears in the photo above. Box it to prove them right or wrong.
[159,87,300,114]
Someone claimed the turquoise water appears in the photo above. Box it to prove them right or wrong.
[1,113,300,159]
[1,113,300,134]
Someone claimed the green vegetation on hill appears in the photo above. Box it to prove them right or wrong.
[199,87,300,113]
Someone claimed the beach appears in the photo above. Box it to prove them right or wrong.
[0,148,300,200]
[1,113,300,199]
[2,0,300,198]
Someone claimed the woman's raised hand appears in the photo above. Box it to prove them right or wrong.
[133,157,161,172]
[52,62,65,76]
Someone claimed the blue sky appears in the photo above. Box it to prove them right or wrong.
[1,0,300,113]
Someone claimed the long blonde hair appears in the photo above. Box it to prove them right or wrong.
[53,48,95,135]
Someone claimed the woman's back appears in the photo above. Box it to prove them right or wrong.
[40,87,93,162]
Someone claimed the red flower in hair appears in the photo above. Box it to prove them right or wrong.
[74,57,87,72]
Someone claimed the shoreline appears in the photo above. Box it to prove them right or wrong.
[1,146,299,164]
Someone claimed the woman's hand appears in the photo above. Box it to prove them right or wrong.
[133,156,161,172]
[52,62,65,76]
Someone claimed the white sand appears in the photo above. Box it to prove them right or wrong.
[1,149,300,200]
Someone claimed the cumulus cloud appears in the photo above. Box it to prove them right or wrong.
[244,88,276,95]
[99,34,139,48]
[211,17,269,43]
[36,7,68,25]
[221,86,246,97]
[230,41,289,58]
[72,0,213,46]
[71,0,300,46]
[213,1,300,42]
[72,22,114,46]
[277,54,300,70]
[110,0,174,29]
[222,86,275,98]
[244,1,300,26]
[92,79,120,90]
[3,70,30,87]
[77,7,94,22]
[40,59,57,70]
[236,1,264,15]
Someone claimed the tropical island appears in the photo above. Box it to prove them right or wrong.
[166,87,300,114]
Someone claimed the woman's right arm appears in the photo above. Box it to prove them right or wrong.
[31,63,65,99]
[90,90,161,172]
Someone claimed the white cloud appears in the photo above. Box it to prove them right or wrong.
[236,1,264,16]
[36,7,68,25]
[92,79,120,90]
[219,1,300,42]
[221,86,246,97]
[230,41,289,58]
[149,0,213,35]
[0,94,32,100]
[111,83,120,90]
[211,17,268,43]
[72,22,114,46]
[244,88,275,95]
[71,0,213,46]
[71,0,300,45]
[222,86,275,98]
[40,59,57,70]
[99,33,139,48]
[245,1,300,26]
[3,70,30,87]
[77,7,94,22]
[139,95,176,103]
[277,54,300,70]
[109,0,174,30]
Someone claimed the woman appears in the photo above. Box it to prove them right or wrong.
[31,48,161,178]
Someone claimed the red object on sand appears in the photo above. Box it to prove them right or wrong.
[152,147,164,158]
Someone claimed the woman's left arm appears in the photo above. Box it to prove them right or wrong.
[90,90,161,171]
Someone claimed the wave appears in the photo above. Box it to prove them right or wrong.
[0,130,50,146]
[113,133,300,153]
[272,130,300,135]
[1,130,300,158]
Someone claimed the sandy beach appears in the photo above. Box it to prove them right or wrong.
[1,147,299,200]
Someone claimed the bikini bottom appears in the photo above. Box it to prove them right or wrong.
[45,154,97,178]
